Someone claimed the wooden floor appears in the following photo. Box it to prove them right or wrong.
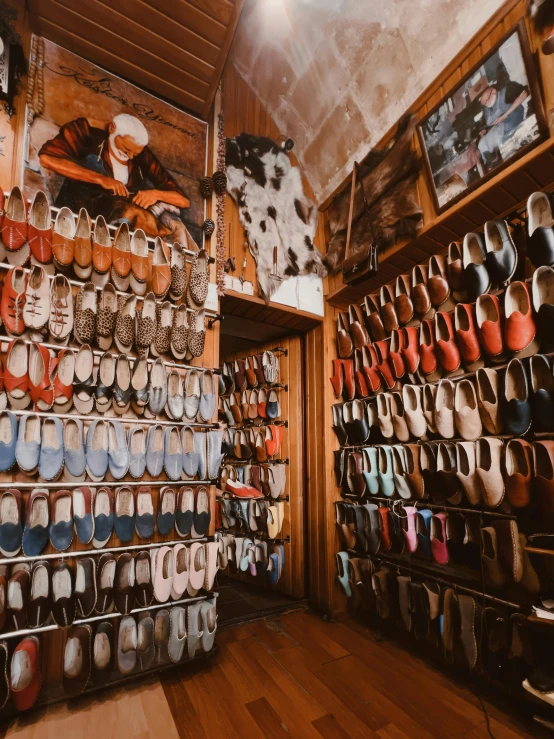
[0,609,545,738]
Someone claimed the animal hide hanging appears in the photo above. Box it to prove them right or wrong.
[226,133,327,303]
[325,113,423,274]
[528,0,554,33]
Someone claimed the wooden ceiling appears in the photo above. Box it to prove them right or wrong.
[28,0,244,119]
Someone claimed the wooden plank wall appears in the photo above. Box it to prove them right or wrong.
[220,335,305,598]
[324,0,554,302]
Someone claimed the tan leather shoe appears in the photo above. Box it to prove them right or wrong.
[152,238,171,300]
[428,254,453,310]
[91,215,112,287]
[411,264,433,319]
[476,438,505,508]
[348,304,369,349]
[435,379,455,439]
[455,441,481,506]
[380,284,398,334]
[74,208,92,279]
[505,439,532,509]
[422,384,437,434]
[402,384,426,438]
[454,380,482,441]
[492,519,523,583]
[390,392,409,442]
[111,222,132,290]
[447,241,466,302]
[394,274,414,326]
[376,393,394,439]
[476,367,502,435]
[52,207,75,270]
[364,295,386,342]
[336,312,353,359]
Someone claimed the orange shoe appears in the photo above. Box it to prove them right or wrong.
[1,267,27,335]
[52,207,75,269]
[1,187,27,253]
[91,215,112,286]
[27,191,52,265]
[74,208,93,279]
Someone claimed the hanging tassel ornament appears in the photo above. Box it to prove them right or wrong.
[215,108,227,295]
[26,35,44,129]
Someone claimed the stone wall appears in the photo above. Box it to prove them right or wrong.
[230,0,506,203]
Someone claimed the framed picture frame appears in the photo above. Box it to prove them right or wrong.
[417,20,548,214]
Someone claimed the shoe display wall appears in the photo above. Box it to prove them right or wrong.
[0,189,222,714]
[330,198,554,698]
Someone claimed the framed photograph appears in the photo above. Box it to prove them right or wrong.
[418,20,548,214]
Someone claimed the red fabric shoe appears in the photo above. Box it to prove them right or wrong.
[435,312,461,372]
[10,636,41,711]
[389,329,406,379]
[504,281,537,353]
[1,187,27,253]
[454,303,481,365]
[354,349,369,398]
[1,267,27,335]
[374,340,395,389]
[343,359,355,400]
[330,358,344,398]
[419,320,438,377]
[401,326,420,374]
[476,294,504,358]
[362,344,382,393]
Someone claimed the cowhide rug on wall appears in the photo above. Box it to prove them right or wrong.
[226,133,327,303]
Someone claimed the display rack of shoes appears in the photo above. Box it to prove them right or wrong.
[0,190,223,714]
[215,337,304,598]
[331,194,554,701]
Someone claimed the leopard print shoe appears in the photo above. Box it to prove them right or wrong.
[187,309,206,358]
[169,242,187,301]
[170,304,189,360]
[74,282,97,344]
[136,292,157,354]
[96,283,118,351]
[152,301,172,357]
[115,294,137,354]
[187,248,208,308]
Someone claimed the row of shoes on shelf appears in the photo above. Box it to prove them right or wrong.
[221,424,284,462]
[216,533,284,584]
[336,553,535,681]
[0,412,224,482]
[219,387,281,425]
[220,352,280,395]
[2,265,208,360]
[338,196,554,349]
[0,187,209,302]
[220,461,287,499]
[0,541,219,634]
[0,485,211,557]
[336,437,554,511]
[332,356,554,447]
[0,596,217,709]
[336,502,538,592]
[218,497,286,538]
[334,270,554,397]
[2,339,216,421]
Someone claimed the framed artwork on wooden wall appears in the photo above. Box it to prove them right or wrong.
[417,20,548,214]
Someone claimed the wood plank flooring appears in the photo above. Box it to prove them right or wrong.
[0,610,546,738]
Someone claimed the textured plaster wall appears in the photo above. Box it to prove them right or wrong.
[230,0,506,203]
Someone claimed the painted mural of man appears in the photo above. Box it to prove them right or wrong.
[39,113,190,238]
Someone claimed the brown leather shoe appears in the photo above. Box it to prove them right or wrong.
[337,312,353,358]
[63,624,92,697]
[505,439,532,509]
[447,241,466,301]
[394,274,414,326]
[533,441,554,527]
[74,208,93,279]
[411,265,432,318]
[364,294,386,342]
[130,229,150,293]
[112,222,132,279]
[348,304,369,348]
[330,359,344,398]
[343,359,355,401]
[428,255,451,309]
[354,349,369,398]
[492,519,523,583]
[374,341,395,390]
[361,345,382,393]
[91,215,112,275]
[380,285,398,333]
[52,207,75,269]
[152,238,171,299]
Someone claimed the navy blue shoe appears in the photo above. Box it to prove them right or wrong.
[73,487,94,545]
[22,488,49,557]
[49,490,73,552]
[135,486,155,539]
[114,487,135,543]
[93,487,114,548]
[157,486,176,536]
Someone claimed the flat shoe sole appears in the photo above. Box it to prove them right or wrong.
[73,262,92,280]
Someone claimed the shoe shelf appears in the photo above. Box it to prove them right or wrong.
[341,493,517,519]
[224,458,290,465]
[0,480,217,490]
[0,536,208,566]
[0,592,212,641]
[6,407,219,429]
